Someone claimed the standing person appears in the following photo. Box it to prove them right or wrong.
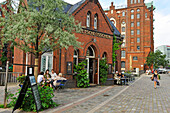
[151,70,159,89]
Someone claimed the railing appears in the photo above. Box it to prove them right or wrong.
[0,72,23,86]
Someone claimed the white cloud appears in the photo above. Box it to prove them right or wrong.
[64,0,80,5]
[154,12,170,48]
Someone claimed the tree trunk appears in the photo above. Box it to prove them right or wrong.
[34,58,39,82]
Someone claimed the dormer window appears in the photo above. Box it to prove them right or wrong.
[94,14,98,29]
[87,11,91,28]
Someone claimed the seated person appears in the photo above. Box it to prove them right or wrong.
[37,72,45,84]
[53,73,67,87]
[116,72,124,85]
[44,69,55,88]
[51,69,57,80]
[58,73,67,80]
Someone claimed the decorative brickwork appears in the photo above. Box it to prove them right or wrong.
[105,0,154,71]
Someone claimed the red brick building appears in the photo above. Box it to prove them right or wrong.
[13,0,122,85]
[105,0,155,71]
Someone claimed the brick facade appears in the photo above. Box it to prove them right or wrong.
[13,0,122,84]
[105,0,154,71]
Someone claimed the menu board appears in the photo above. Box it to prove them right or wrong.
[13,67,41,112]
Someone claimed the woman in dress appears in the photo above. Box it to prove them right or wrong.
[151,70,159,89]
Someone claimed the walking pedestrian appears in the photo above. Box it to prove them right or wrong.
[151,70,159,89]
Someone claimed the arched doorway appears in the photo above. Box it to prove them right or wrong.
[86,46,98,84]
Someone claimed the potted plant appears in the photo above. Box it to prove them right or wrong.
[17,74,26,87]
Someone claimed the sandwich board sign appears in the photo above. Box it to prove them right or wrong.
[12,67,41,113]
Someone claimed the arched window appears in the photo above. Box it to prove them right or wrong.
[131,9,134,13]
[86,46,95,58]
[102,52,107,59]
[122,20,125,24]
[73,50,79,66]
[94,14,98,29]
[137,9,140,12]
[87,11,91,28]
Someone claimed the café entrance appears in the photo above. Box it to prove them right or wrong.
[86,46,99,84]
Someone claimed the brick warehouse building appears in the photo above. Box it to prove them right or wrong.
[13,0,122,85]
[105,0,155,71]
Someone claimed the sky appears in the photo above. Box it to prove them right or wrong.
[0,0,169,49]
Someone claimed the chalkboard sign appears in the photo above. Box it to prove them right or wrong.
[12,76,30,113]
[12,67,41,113]
[29,75,41,111]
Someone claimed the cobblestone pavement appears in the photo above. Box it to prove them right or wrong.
[1,74,170,113]
[93,74,170,113]
[47,74,170,113]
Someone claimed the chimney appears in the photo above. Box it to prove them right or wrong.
[111,2,114,6]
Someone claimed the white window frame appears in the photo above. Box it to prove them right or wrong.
[131,14,134,19]
[41,52,53,72]
[137,13,140,19]
[121,51,126,58]
[94,14,98,29]
[87,12,90,28]
[137,22,140,26]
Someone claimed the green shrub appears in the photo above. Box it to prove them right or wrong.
[7,86,58,112]
[74,60,89,88]
[17,75,26,84]
[99,59,109,84]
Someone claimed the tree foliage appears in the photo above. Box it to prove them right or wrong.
[0,0,81,56]
[146,50,169,69]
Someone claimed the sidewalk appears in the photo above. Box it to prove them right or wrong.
[0,79,132,113]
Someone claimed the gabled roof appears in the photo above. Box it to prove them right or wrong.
[67,0,86,14]
[106,16,121,37]
[63,0,121,37]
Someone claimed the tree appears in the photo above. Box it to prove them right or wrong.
[146,50,169,69]
[0,0,81,80]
